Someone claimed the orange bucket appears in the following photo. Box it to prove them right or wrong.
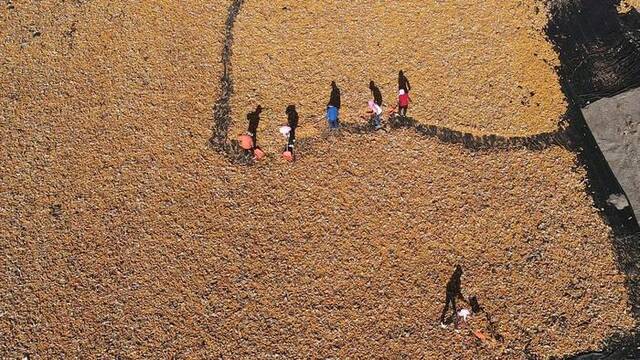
[253,147,265,160]
[238,134,254,150]
[282,151,294,162]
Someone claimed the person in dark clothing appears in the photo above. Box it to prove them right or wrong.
[327,81,341,129]
[246,105,262,149]
[369,80,383,107]
[285,105,298,154]
[398,70,411,93]
[440,265,467,327]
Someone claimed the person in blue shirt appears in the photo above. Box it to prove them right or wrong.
[327,81,341,129]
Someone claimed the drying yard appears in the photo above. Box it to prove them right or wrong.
[1,0,637,358]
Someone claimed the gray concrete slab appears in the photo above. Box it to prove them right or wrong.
[582,87,640,224]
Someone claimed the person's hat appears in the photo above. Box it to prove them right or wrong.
[279,126,291,137]
[238,134,254,150]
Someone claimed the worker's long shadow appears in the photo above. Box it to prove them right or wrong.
[298,116,569,153]
[211,113,569,165]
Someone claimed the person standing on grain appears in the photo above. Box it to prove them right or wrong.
[282,105,298,161]
[327,81,341,129]
[246,105,262,149]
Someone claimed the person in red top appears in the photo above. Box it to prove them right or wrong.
[398,89,410,117]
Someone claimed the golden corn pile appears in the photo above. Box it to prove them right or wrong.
[621,0,640,11]
[1,0,636,358]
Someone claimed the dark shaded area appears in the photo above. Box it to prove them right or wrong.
[547,0,640,236]
[547,1,640,359]
[388,116,568,151]
[582,88,640,225]
[246,104,262,148]
[398,70,411,93]
[49,204,62,218]
[285,104,298,152]
[208,0,253,165]
[369,81,383,106]
[547,0,640,107]
[564,108,639,236]
[440,265,464,325]
[293,116,567,155]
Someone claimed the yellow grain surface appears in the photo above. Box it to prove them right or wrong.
[230,0,566,151]
[620,0,640,12]
[0,1,635,359]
